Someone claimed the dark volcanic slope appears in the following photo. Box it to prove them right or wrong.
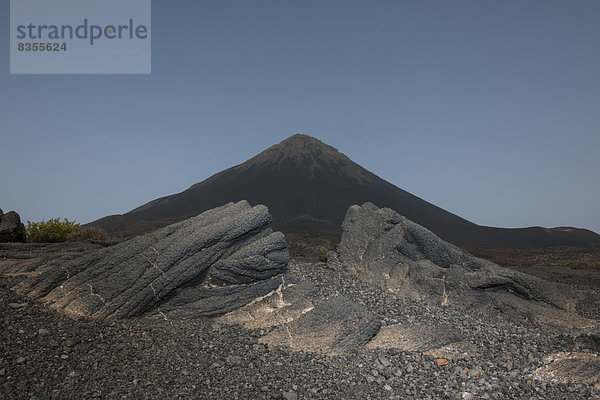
[90,134,600,248]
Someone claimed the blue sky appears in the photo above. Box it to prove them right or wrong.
[1,0,599,234]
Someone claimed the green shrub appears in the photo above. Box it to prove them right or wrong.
[26,218,80,243]
[319,254,328,263]
[67,226,109,242]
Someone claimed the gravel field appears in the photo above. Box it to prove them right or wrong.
[1,260,599,400]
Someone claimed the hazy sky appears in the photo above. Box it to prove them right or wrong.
[1,0,599,234]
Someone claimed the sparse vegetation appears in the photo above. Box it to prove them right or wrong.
[26,218,80,243]
[319,254,328,263]
[67,226,109,242]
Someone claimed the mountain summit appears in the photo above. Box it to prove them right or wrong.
[91,134,600,248]
[197,134,376,184]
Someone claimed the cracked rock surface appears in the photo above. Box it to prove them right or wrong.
[3,201,288,319]
[217,278,381,355]
[258,295,381,355]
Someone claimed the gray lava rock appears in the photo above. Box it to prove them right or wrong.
[533,352,600,389]
[330,203,595,329]
[216,278,316,330]
[0,210,26,243]
[367,324,462,352]
[260,295,381,354]
[12,201,288,319]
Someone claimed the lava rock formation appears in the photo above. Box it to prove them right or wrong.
[12,201,288,319]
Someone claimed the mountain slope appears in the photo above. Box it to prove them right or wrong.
[90,134,600,248]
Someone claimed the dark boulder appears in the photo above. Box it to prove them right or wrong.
[12,201,288,319]
[0,209,27,243]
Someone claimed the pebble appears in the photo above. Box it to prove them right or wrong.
[379,356,391,367]
[436,359,449,367]
[282,391,298,400]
